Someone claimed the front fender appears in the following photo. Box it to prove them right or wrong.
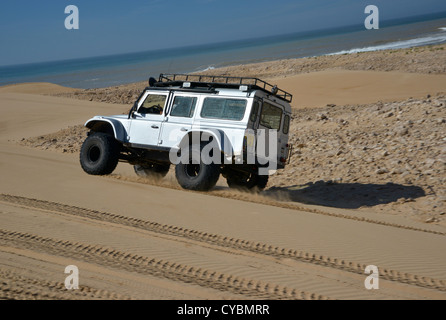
[85,116,127,142]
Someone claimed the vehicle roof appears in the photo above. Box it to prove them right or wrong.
[150,73,293,104]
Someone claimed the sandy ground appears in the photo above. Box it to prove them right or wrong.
[1,46,446,300]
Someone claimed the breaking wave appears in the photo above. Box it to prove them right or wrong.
[328,33,446,56]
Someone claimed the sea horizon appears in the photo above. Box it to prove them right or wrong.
[1,11,446,89]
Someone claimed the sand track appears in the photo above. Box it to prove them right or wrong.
[1,143,445,299]
[0,229,330,300]
[0,267,129,300]
[104,175,446,236]
[1,194,445,299]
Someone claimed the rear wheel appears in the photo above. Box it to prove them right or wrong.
[80,132,120,175]
[134,163,170,179]
[175,144,220,191]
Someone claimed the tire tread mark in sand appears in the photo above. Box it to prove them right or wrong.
[107,174,446,237]
[0,229,330,300]
[1,194,445,292]
[0,268,130,300]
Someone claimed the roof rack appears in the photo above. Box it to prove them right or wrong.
[156,73,293,103]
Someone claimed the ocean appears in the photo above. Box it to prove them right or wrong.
[1,13,446,89]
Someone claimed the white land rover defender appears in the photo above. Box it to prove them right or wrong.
[80,74,293,191]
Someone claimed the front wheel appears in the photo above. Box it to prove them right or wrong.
[80,132,120,175]
[175,144,220,191]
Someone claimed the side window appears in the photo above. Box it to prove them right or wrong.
[170,96,197,118]
[138,94,167,115]
[201,98,247,121]
[283,115,290,134]
[260,101,283,130]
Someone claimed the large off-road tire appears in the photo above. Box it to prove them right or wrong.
[226,172,268,191]
[80,132,120,175]
[134,163,170,179]
[175,144,220,191]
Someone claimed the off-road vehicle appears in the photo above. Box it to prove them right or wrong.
[80,74,293,191]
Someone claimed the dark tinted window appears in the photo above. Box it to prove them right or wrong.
[260,102,283,130]
[283,115,290,134]
[170,96,197,118]
[201,98,247,121]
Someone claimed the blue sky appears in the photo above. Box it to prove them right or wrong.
[1,0,445,66]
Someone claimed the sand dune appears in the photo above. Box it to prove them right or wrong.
[49,70,446,110]
[0,92,127,141]
[273,70,446,108]
[0,82,79,95]
[1,66,445,299]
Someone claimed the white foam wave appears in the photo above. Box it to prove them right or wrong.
[196,65,216,72]
[439,27,446,31]
[328,33,446,56]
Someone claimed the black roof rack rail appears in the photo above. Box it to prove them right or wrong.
[156,73,293,103]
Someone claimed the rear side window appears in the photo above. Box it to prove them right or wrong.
[170,96,197,118]
[201,98,247,121]
[283,115,290,134]
[260,101,283,130]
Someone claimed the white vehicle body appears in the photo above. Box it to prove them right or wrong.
[81,74,293,191]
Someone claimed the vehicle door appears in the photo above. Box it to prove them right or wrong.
[159,93,199,149]
[128,91,169,147]
[257,99,285,166]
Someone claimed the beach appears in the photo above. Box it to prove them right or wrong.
[1,44,445,300]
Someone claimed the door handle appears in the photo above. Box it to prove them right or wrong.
[151,125,159,129]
